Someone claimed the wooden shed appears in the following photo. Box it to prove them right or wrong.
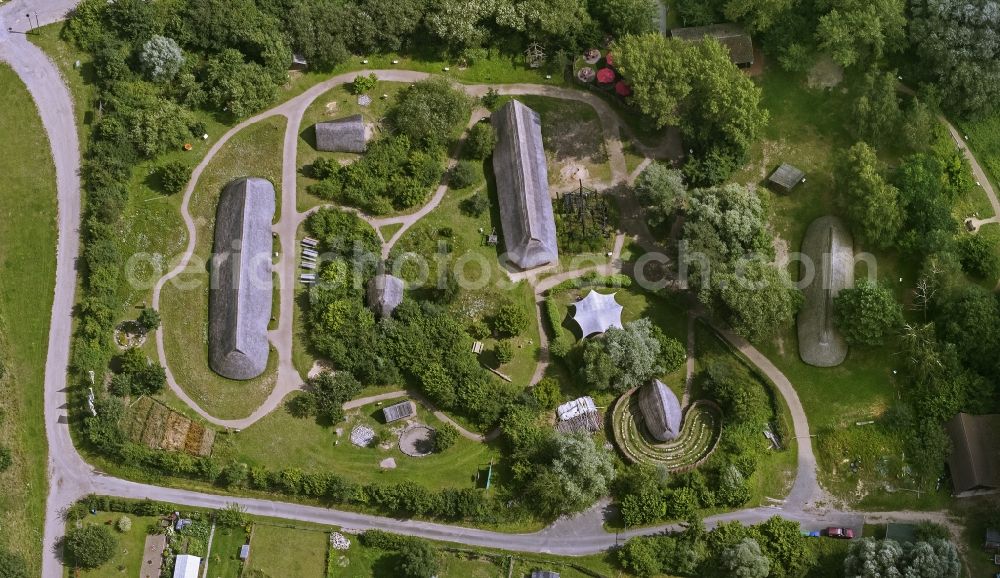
[768,163,806,192]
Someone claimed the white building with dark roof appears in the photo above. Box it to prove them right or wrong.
[491,100,559,270]
[209,177,275,380]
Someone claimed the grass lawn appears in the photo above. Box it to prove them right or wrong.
[213,396,497,489]
[296,81,409,212]
[0,64,57,575]
[246,524,328,578]
[205,524,248,578]
[159,116,286,420]
[66,514,161,577]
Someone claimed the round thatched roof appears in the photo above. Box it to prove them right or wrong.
[638,379,683,442]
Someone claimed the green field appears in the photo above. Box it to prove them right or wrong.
[0,64,57,575]
[205,524,248,578]
[214,397,497,489]
[246,524,328,577]
[159,117,286,420]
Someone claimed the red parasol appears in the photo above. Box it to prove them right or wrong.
[615,81,632,96]
[605,52,614,66]
[596,67,615,84]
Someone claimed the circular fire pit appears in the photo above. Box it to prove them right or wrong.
[398,425,435,457]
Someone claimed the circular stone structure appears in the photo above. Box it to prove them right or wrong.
[113,321,147,350]
[398,425,435,457]
[611,387,723,472]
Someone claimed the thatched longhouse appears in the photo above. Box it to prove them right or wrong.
[638,379,683,442]
[367,273,404,318]
[797,216,853,367]
[209,177,275,380]
[315,114,368,153]
[491,100,559,270]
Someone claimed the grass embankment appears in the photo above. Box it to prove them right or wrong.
[159,117,286,420]
[0,64,57,575]
[214,398,496,489]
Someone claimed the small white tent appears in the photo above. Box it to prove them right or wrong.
[571,290,624,337]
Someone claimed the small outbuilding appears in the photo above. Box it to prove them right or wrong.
[985,528,1000,551]
[315,114,369,153]
[290,53,308,71]
[209,177,275,381]
[383,400,417,423]
[367,273,404,318]
[671,23,754,67]
[557,396,597,422]
[239,544,250,560]
[768,163,806,192]
[637,379,683,442]
[173,555,202,578]
[946,413,1000,496]
[491,100,559,270]
[571,290,624,337]
[531,571,561,578]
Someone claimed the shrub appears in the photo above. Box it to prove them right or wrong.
[433,424,458,452]
[310,157,338,180]
[449,161,478,189]
[351,73,378,95]
[140,35,183,81]
[532,377,563,409]
[116,515,132,532]
[481,88,500,109]
[137,307,160,331]
[490,300,529,338]
[957,232,1000,279]
[0,446,11,472]
[63,525,117,569]
[466,122,495,159]
[495,340,514,364]
[158,160,191,195]
[459,192,489,217]
[0,547,29,578]
[396,538,439,578]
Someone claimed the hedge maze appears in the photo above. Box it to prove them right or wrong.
[611,389,722,472]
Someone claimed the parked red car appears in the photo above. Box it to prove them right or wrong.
[826,527,855,539]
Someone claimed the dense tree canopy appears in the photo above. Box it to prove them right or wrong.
[63,525,117,569]
[833,280,903,346]
[633,162,687,229]
[835,142,903,249]
[844,538,960,578]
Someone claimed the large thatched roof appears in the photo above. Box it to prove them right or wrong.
[797,216,853,367]
[367,273,404,318]
[572,290,624,337]
[947,413,1000,496]
[315,114,368,153]
[638,379,682,442]
[671,23,754,66]
[491,100,559,270]
[209,179,275,380]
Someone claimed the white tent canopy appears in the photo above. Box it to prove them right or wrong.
[173,555,202,578]
[571,290,624,337]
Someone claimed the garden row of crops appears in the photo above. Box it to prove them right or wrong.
[611,390,722,472]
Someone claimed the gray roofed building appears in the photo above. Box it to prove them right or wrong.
[531,571,561,578]
[571,290,624,337]
[797,216,853,367]
[209,177,275,380]
[638,379,683,442]
[491,100,559,270]
[383,400,416,423]
[946,413,1000,496]
[315,114,368,153]
[768,163,805,192]
[671,23,754,67]
[367,273,404,318]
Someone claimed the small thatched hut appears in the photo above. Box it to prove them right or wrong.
[947,413,1000,496]
[638,379,683,442]
[797,216,853,367]
[367,273,404,318]
[208,177,275,380]
[491,100,559,270]
[671,23,754,67]
[315,114,368,153]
